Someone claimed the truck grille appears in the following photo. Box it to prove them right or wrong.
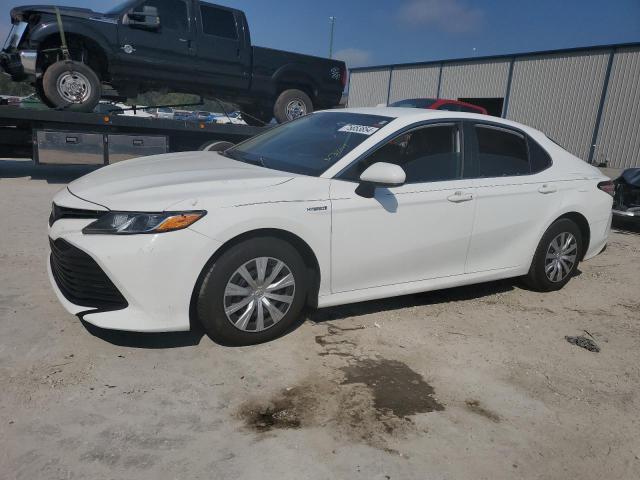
[49,203,105,226]
[49,238,127,310]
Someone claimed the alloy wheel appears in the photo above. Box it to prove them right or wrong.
[223,257,296,332]
[285,99,307,120]
[544,232,578,282]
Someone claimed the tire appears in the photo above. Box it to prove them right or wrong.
[35,79,55,108]
[196,237,308,346]
[198,140,235,152]
[42,60,101,112]
[273,89,313,123]
[524,218,583,292]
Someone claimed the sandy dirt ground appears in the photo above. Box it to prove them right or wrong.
[1,159,639,480]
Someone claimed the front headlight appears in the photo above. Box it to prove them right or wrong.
[82,211,206,235]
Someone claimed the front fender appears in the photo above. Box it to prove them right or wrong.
[28,18,116,60]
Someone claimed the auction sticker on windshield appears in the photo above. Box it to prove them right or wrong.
[338,124,380,135]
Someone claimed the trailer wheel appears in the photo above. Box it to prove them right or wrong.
[274,89,313,123]
[199,140,235,152]
[42,60,102,112]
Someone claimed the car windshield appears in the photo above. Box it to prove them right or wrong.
[390,99,437,109]
[224,112,394,177]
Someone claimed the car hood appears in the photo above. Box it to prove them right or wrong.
[67,152,296,211]
[10,5,113,21]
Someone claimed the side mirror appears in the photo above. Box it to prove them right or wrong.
[123,6,160,30]
[356,162,406,198]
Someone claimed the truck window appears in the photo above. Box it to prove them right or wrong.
[137,0,188,32]
[200,5,238,39]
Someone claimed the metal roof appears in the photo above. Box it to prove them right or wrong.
[349,41,640,72]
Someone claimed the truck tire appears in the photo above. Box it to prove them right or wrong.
[42,60,101,112]
[273,89,313,123]
[35,79,55,108]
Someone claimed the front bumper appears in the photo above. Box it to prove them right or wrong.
[0,49,37,81]
[48,192,222,333]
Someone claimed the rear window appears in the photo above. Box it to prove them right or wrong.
[200,4,238,39]
[226,112,393,177]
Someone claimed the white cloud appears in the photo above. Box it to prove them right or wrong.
[398,0,484,33]
[334,48,373,68]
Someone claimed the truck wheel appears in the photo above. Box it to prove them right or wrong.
[42,60,101,112]
[199,140,235,152]
[273,89,313,123]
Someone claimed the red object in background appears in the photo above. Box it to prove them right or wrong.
[389,98,488,115]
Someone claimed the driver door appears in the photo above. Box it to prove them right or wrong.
[329,122,477,293]
[117,0,194,83]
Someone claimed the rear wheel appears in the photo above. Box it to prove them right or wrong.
[273,89,313,123]
[42,60,101,112]
[196,237,308,345]
[524,218,583,291]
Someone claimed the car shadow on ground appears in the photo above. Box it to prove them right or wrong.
[612,219,640,235]
[0,159,100,184]
[307,279,517,324]
[81,320,206,349]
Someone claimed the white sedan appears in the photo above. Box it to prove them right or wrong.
[48,108,613,345]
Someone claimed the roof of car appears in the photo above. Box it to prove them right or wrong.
[332,107,545,137]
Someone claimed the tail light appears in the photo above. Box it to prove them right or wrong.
[341,66,348,89]
[598,180,615,197]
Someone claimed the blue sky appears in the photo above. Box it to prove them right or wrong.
[1,0,639,68]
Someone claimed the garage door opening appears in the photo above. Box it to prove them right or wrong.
[458,98,504,117]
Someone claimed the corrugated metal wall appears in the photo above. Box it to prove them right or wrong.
[594,47,640,169]
[388,65,440,103]
[439,59,510,100]
[506,51,610,161]
[347,69,391,108]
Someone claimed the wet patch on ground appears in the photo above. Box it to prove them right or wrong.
[341,358,444,418]
[238,323,445,452]
[465,399,500,423]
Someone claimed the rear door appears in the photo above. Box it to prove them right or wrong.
[194,3,250,89]
[464,122,558,273]
[117,0,194,83]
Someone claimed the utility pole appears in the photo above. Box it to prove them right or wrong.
[329,16,336,59]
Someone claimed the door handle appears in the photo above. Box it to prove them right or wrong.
[538,184,557,194]
[447,191,474,203]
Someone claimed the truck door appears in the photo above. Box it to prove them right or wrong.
[193,3,250,90]
[117,0,194,83]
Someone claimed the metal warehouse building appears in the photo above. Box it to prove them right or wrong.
[347,42,640,169]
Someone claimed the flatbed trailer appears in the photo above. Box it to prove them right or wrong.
[0,106,265,164]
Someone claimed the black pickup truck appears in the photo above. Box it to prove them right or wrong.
[1,1,346,124]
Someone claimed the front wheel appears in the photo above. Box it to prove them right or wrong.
[273,89,313,123]
[41,60,101,112]
[524,218,583,291]
[196,237,308,345]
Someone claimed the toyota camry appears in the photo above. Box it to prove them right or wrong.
[48,108,614,345]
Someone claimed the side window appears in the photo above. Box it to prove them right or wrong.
[529,138,552,173]
[340,124,462,184]
[137,0,188,32]
[474,125,530,177]
[200,5,238,39]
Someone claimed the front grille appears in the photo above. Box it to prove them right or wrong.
[49,203,105,226]
[49,238,128,310]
